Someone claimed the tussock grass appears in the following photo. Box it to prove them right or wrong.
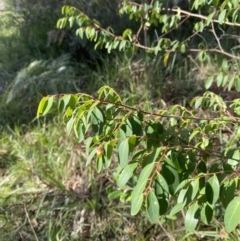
[0,120,83,239]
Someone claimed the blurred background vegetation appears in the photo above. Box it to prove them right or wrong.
[0,0,239,240]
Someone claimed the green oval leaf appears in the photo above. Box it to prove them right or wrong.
[131,193,143,216]
[104,141,115,162]
[155,173,169,194]
[86,148,97,166]
[37,96,48,117]
[218,9,226,24]
[228,75,235,91]
[175,180,191,194]
[108,190,122,200]
[154,173,169,215]
[161,158,179,195]
[117,162,138,188]
[195,97,203,109]
[235,77,240,92]
[91,107,105,134]
[66,116,75,134]
[220,179,236,209]
[169,203,185,217]
[118,139,129,168]
[201,203,213,225]
[42,96,55,116]
[147,190,160,223]
[185,202,200,232]
[96,155,103,173]
[206,174,220,205]
[131,162,155,215]
[224,197,240,233]
[190,179,199,200]
[216,72,223,87]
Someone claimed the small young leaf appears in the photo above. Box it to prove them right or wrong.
[235,77,240,92]
[113,40,119,49]
[195,97,203,108]
[119,40,126,51]
[221,59,229,71]
[43,96,54,115]
[66,116,75,134]
[228,75,235,91]
[175,180,191,194]
[120,120,133,137]
[128,135,137,153]
[118,139,129,168]
[190,179,199,200]
[86,148,97,165]
[142,148,161,167]
[74,120,86,143]
[232,8,239,22]
[85,137,93,154]
[108,190,122,200]
[216,72,223,87]
[189,129,200,142]
[177,189,187,204]
[69,16,75,28]
[117,162,138,188]
[163,53,170,67]
[37,96,48,117]
[201,137,209,149]
[206,12,215,25]
[222,75,228,87]
[169,203,185,217]
[96,155,103,173]
[104,141,115,162]
[218,9,226,24]
[180,43,186,53]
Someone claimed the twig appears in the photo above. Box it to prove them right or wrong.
[158,221,176,241]
[155,15,190,42]
[210,22,224,52]
[188,48,240,60]
[86,96,240,123]
[70,6,240,60]
[169,8,240,27]
[24,205,39,241]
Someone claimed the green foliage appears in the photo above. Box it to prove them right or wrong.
[35,0,240,237]
[38,86,240,236]
[224,197,240,233]
[56,0,240,90]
